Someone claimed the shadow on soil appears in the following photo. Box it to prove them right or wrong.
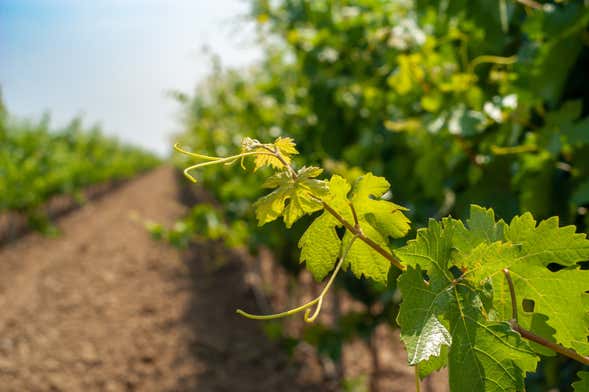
[167,171,326,392]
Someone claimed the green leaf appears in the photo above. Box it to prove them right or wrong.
[343,173,410,283]
[342,224,393,285]
[396,218,455,284]
[504,213,589,267]
[448,286,539,392]
[396,214,541,390]
[397,266,452,365]
[298,175,350,281]
[572,179,589,206]
[450,205,506,254]
[298,213,341,281]
[457,211,589,355]
[565,116,589,146]
[350,173,411,240]
[416,345,448,380]
[298,174,410,284]
[573,371,589,392]
[253,166,327,228]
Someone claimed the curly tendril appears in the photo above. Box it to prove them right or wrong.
[236,235,358,323]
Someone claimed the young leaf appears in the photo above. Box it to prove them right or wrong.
[350,173,411,240]
[253,166,327,228]
[342,224,394,284]
[342,174,411,283]
[298,175,351,281]
[298,174,410,284]
[298,213,341,281]
[249,136,299,170]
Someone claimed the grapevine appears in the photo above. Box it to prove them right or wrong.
[176,136,589,392]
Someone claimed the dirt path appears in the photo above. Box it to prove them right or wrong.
[0,167,326,391]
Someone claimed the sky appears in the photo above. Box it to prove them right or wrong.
[0,0,262,156]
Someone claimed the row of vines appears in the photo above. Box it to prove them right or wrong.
[165,1,589,390]
[0,92,159,231]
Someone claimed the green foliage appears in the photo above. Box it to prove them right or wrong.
[397,265,451,366]
[148,204,248,249]
[299,173,410,283]
[176,136,589,391]
[396,205,589,390]
[253,166,327,227]
[0,113,159,228]
[169,0,589,389]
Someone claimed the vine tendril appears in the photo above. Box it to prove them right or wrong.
[237,235,358,323]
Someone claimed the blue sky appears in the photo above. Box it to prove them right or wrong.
[0,0,262,155]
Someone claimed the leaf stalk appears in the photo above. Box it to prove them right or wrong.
[321,201,405,271]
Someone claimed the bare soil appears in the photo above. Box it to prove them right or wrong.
[0,166,447,391]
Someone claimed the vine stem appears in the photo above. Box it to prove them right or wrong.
[502,269,589,366]
[502,269,518,323]
[511,324,589,366]
[469,54,518,72]
[321,201,405,271]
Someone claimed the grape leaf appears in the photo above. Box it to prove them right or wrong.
[416,346,448,380]
[448,286,539,392]
[460,242,589,356]
[342,174,410,283]
[396,218,455,283]
[397,266,452,365]
[450,205,507,254]
[454,209,589,355]
[252,136,299,170]
[253,166,327,228]
[573,371,589,392]
[298,213,341,281]
[452,206,589,268]
[396,216,540,390]
[504,212,589,267]
[298,175,351,281]
[298,174,410,284]
[342,224,394,284]
[396,219,456,365]
[349,173,411,240]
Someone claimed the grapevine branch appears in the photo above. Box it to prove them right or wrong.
[321,201,405,271]
[265,142,406,272]
[175,141,406,272]
[502,269,589,366]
